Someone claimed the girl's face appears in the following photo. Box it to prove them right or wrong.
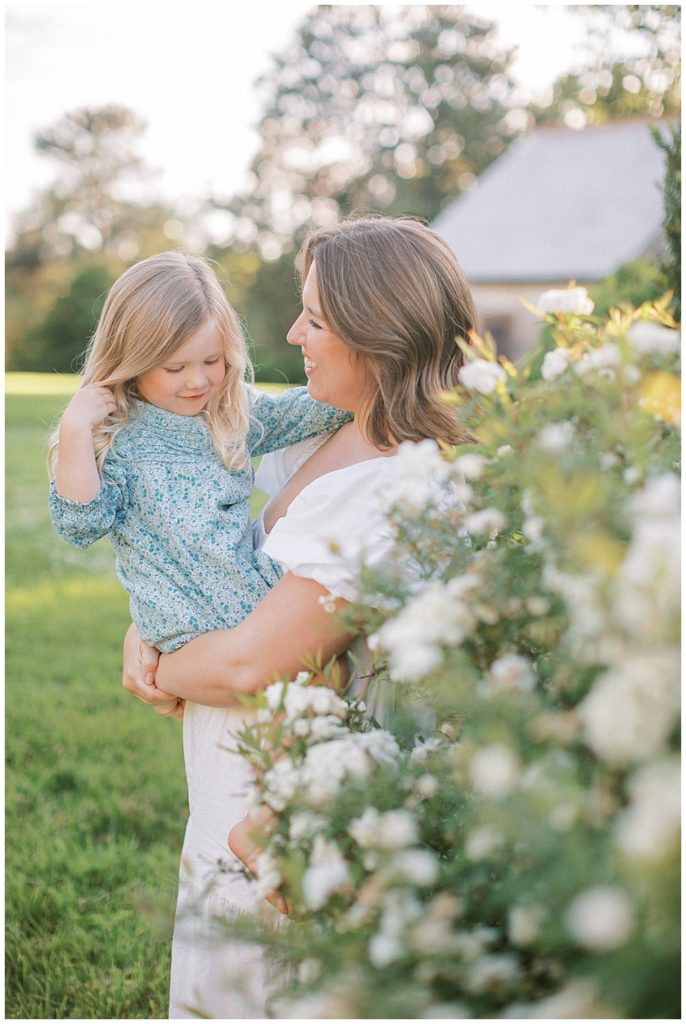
[136,319,226,415]
[287,263,368,413]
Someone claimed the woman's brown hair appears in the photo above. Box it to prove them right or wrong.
[298,215,476,448]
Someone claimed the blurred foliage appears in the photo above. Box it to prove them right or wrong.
[21,264,116,373]
[651,122,681,319]
[532,5,680,128]
[5,6,681,381]
[7,105,178,267]
[221,4,519,257]
[588,258,669,319]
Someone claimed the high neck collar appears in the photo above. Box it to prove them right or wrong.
[131,399,213,446]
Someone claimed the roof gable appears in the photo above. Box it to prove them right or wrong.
[432,119,667,282]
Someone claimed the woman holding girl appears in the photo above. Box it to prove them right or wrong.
[123,215,477,1018]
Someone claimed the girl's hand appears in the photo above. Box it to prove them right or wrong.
[122,623,180,714]
[60,383,116,436]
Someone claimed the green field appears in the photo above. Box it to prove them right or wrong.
[5,374,271,1019]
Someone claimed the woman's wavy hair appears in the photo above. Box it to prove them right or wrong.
[298,215,476,448]
[48,251,252,475]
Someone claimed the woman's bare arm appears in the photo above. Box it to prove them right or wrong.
[149,573,355,706]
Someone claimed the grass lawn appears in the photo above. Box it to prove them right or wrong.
[5,373,274,1019]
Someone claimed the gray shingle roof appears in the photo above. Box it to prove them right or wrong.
[432,119,667,283]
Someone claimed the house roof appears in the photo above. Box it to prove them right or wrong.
[432,119,668,283]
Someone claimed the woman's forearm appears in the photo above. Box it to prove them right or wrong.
[155,629,251,706]
[154,573,355,706]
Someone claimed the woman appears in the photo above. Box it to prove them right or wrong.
[123,215,477,1018]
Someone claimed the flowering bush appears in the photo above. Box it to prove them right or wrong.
[234,290,680,1018]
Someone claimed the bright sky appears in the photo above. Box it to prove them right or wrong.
[5,2,637,233]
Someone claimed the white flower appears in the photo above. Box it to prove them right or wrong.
[453,453,487,480]
[317,592,337,614]
[309,715,345,742]
[463,507,506,538]
[263,758,301,811]
[614,518,680,641]
[368,932,404,967]
[614,757,681,860]
[599,451,620,469]
[537,421,575,452]
[415,773,440,798]
[469,744,520,798]
[574,342,621,375]
[410,736,445,764]
[297,958,321,985]
[578,652,680,766]
[522,515,545,546]
[391,849,439,886]
[459,359,507,394]
[289,811,327,842]
[301,730,401,804]
[379,889,423,933]
[564,885,635,951]
[348,807,419,850]
[488,653,536,693]
[253,850,282,898]
[374,578,479,682]
[383,438,453,511]
[265,681,287,711]
[496,444,513,457]
[541,347,571,381]
[466,953,519,994]
[537,286,594,315]
[464,824,503,861]
[508,904,545,946]
[628,473,680,520]
[530,979,616,1019]
[302,836,351,910]
[628,320,680,356]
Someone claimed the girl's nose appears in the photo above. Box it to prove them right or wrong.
[186,367,208,389]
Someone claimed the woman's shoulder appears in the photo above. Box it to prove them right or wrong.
[261,452,399,599]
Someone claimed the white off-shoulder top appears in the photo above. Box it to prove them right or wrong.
[254,437,401,602]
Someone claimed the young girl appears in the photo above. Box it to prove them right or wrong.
[49,251,349,685]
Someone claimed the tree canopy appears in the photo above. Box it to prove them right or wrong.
[224,4,520,259]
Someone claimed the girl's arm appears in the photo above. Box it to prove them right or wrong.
[55,384,117,501]
[123,573,355,707]
[246,387,351,457]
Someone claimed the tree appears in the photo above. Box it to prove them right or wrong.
[7,105,169,266]
[16,265,116,373]
[5,105,188,370]
[531,5,680,128]
[224,4,520,258]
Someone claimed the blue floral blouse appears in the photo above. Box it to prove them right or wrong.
[49,388,349,652]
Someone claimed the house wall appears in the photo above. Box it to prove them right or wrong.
[471,281,593,361]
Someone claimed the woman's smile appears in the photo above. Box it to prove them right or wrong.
[287,263,367,412]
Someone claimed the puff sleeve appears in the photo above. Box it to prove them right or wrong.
[49,462,128,548]
[261,458,399,602]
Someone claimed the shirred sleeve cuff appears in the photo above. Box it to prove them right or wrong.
[49,478,124,548]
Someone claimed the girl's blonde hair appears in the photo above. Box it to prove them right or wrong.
[298,215,476,448]
[49,251,252,474]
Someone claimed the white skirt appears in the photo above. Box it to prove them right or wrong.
[169,702,280,1019]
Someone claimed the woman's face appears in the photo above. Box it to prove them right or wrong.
[287,262,368,413]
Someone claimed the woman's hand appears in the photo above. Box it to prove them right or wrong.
[122,623,182,716]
